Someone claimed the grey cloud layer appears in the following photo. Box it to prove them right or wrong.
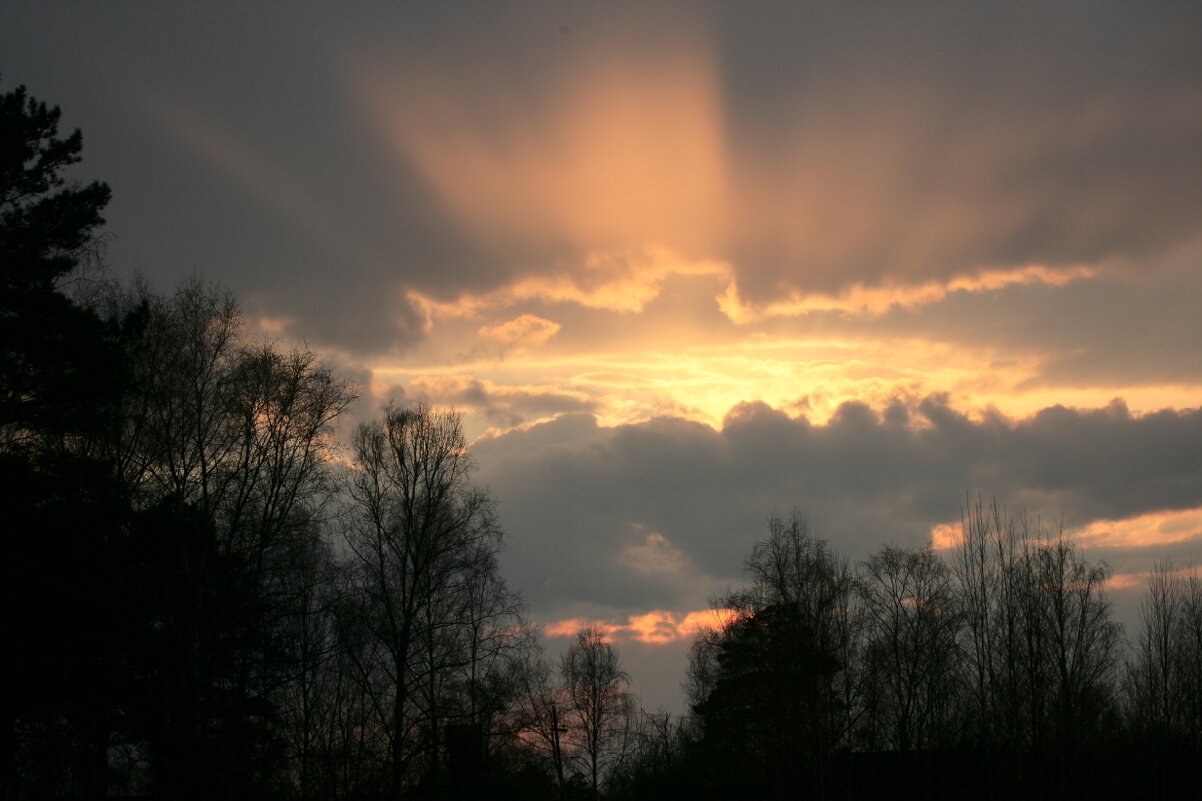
[717,2,1202,300]
[396,376,596,430]
[474,399,1202,617]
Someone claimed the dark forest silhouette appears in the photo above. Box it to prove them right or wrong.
[3,80,1201,800]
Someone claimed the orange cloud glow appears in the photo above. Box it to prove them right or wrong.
[374,373,592,420]
[929,523,965,551]
[478,314,562,347]
[544,608,738,645]
[718,265,1097,323]
[353,37,726,255]
[1104,573,1145,591]
[343,28,1200,446]
[371,327,1202,441]
[543,617,609,640]
[1106,564,1200,593]
[1073,507,1202,548]
[407,247,729,318]
[252,315,296,335]
[931,506,1202,552]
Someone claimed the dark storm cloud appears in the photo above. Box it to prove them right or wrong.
[0,3,535,353]
[474,398,1202,616]
[716,0,1202,302]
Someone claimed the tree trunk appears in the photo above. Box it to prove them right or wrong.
[393,673,407,801]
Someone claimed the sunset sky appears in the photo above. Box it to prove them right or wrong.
[4,1,1200,711]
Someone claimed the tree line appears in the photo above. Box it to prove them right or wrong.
[4,80,1200,800]
[0,79,635,801]
[612,507,1201,801]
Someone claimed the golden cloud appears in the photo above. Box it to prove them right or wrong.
[1106,564,1200,593]
[374,327,1202,438]
[931,506,1202,552]
[718,265,1097,323]
[344,13,1199,341]
[478,313,562,347]
[252,314,296,335]
[929,522,965,551]
[544,608,739,645]
[1073,506,1202,548]
[408,247,729,318]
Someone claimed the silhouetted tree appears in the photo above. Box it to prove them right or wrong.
[1124,560,1202,797]
[342,403,519,800]
[0,77,138,801]
[692,602,841,800]
[950,497,1121,799]
[606,709,687,801]
[560,627,632,801]
[733,511,863,790]
[0,78,114,441]
[515,649,571,797]
[120,497,286,800]
[274,526,344,800]
[858,544,959,754]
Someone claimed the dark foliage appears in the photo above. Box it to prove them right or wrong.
[692,604,840,799]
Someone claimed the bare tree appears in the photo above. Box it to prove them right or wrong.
[606,708,687,799]
[858,544,960,753]
[119,278,243,512]
[561,627,632,800]
[515,650,571,796]
[1126,560,1202,765]
[342,403,506,800]
[683,622,725,716]
[274,527,351,801]
[951,497,1121,797]
[96,278,355,571]
[740,510,865,758]
[451,547,531,730]
[1182,569,1202,751]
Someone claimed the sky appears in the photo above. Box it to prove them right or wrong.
[4,1,1201,712]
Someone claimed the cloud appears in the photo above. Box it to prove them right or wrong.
[716,2,1202,302]
[9,0,1199,716]
[929,523,964,551]
[478,314,561,347]
[1106,562,1201,594]
[1074,507,1202,549]
[476,398,1202,620]
[146,96,351,264]
[620,526,697,579]
[351,26,726,258]
[16,3,1198,364]
[717,265,1096,323]
[345,2,1201,315]
[408,247,729,317]
[544,608,738,645]
[388,374,595,431]
[928,506,1202,552]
